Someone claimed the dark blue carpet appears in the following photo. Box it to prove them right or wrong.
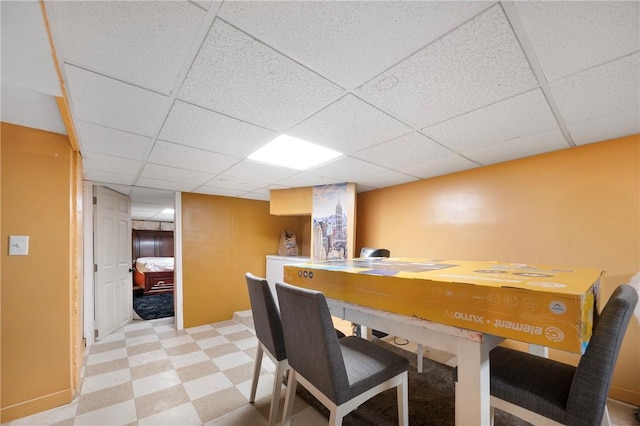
[133,292,174,320]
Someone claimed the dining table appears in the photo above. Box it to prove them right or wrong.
[283,257,602,425]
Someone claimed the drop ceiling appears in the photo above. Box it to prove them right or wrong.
[2,1,639,221]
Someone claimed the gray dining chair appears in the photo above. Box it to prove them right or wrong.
[276,281,409,425]
[487,284,637,426]
[245,273,288,426]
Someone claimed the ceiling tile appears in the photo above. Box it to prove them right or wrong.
[131,206,172,219]
[276,173,342,188]
[357,170,419,189]
[2,1,61,96]
[222,160,299,183]
[159,100,278,157]
[131,210,157,221]
[64,65,171,136]
[178,19,344,131]
[83,152,142,175]
[148,140,240,174]
[0,86,66,134]
[202,175,266,192]
[550,54,640,125]
[287,95,412,154]
[308,157,387,181]
[192,1,217,11]
[514,1,640,81]
[194,186,246,198]
[356,4,538,129]
[131,203,168,213]
[218,1,494,89]
[136,176,200,193]
[423,89,560,151]
[100,184,134,196]
[149,211,175,222]
[461,128,569,165]
[568,108,640,146]
[76,121,152,161]
[139,163,214,186]
[130,187,175,204]
[84,169,136,186]
[398,155,478,179]
[237,190,270,201]
[352,132,453,170]
[355,183,378,194]
[48,1,205,94]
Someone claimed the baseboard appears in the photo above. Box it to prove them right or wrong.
[609,386,640,406]
[1,388,73,423]
[233,310,254,329]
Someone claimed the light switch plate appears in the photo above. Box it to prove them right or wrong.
[9,235,29,255]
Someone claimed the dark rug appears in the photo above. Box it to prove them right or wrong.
[133,292,174,320]
[294,339,532,426]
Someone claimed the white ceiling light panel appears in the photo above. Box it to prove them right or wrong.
[248,135,342,170]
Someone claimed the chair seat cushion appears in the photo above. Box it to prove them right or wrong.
[337,337,409,404]
[490,346,576,423]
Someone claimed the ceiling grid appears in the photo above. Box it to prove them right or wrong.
[2,0,638,220]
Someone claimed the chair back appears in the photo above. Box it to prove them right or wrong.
[566,284,638,425]
[245,273,286,361]
[276,282,349,404]
[360,247,390,258]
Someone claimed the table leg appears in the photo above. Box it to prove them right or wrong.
[455,337,491,425]
[528,344,548,357]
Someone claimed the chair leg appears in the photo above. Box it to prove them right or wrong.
[329,407,344,426]
[397,371,409,426]
[249,344,264,403]
[454,382,459,424]
[417,344,424,373]
[267,359,287,426]
[601,405,611,426]
[281,369,298,426]
[490,405,496,426]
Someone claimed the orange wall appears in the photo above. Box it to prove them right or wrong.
[356,134,640,404]
[1,123,76,421]
[181,192,307,327]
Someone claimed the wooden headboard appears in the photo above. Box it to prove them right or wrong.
[132,230,174,260]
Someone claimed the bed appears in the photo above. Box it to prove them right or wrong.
[132,229,174,295]
[133,257,174,294]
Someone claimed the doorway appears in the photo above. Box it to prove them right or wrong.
[131,228,175,321]
[83,184,181,347]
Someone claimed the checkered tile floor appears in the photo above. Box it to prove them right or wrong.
[5,313,637,426]
[5,314,327,426]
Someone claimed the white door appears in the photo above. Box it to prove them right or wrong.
[94,186,132,340]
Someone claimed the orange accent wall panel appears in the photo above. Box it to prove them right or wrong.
[356,134,640,404]
[181,193,309,327]
[1,123,74,422]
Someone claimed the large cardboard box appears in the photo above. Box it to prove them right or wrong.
[283,258,603,353]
